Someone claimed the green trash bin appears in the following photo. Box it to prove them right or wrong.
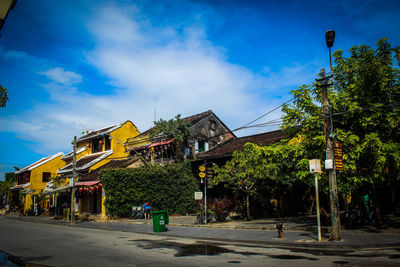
[151,210,169,232]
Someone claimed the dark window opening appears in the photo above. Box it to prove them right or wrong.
[17,172,31,184]
[209,119,216,130]
[105,135,111,150]
[92,137,103,153]
[42,172,51,183]
[196,140,209,153]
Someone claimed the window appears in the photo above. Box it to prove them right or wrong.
[105,135,111,150]
[42,172,51,183]
[195,140,209,153]
[92,137,102,153]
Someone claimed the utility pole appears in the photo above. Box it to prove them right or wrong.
[70,136,77,224]
[317,68,340,240]
[203,160,207,225]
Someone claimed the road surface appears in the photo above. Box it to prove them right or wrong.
[0,218,399,266]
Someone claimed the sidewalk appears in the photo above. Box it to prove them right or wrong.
[2,214,400,250]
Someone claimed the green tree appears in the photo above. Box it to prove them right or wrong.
[151,114,192,160]
[282,38,400,222]
[213,143,268,219]
[0,84,9,108]
[4,172,16,183]
[1,172,16,207]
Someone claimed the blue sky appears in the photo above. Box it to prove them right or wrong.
[1,0,399,180]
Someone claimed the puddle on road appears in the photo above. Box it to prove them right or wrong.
[0,251,52,267]
[133,239,233,257]
[268,254,318,261]
[333,260,350,265]
[132,239,319,260]
[176,244,233,257]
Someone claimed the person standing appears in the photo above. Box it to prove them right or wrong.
[142,202,151,220]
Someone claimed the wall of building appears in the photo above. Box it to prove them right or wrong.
[23,154,66,213]
[109,121,140,158]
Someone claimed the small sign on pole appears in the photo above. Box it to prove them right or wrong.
[309,159,322,173]
[325,159,333,170]
[194,192,203,200]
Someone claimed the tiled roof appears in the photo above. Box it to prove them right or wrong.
[76,120,136,143]
[197,130,286,159]
[183,110,213,124]
[78,157,140,182]
[61,147,87,160]
[57,150,113,174]
[77,124,118,142]
[127,110,235,144]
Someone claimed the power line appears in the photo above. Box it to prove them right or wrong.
[232,98,294,132]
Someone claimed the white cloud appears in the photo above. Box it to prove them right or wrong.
[40,67,82,85]
[85,4,266,128]
[0,2,314,156]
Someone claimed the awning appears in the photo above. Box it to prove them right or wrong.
[9,184,24,191]
[148,139,174,148]
[75,181,100,187]
[22,188,34,194]
[43,185,71,195]
[9,183,30,191]
[129,144,150,151]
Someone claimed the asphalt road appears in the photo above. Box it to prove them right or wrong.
[0,218,399,267]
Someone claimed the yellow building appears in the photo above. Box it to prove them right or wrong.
[56,120,140,218]
[10,152,65,214]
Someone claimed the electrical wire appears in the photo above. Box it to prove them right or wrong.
[232,98,294,132]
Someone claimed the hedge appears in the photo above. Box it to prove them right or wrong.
[101,161,199,217]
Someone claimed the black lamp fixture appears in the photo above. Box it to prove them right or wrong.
[325,30,335,48]
[325,30,335,72]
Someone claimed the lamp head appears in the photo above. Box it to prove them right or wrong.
[325,30,335,48]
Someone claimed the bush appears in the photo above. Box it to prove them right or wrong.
[209,198,240,221]
[101,161,199,217]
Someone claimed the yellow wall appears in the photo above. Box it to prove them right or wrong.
[109,121,140,158]
[82,121,140,173]
[23,154,66,213]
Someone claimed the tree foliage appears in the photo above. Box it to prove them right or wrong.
[282,38,400,197]
[1,172,15,207]
[0,84,9,108]
[101,161,199,217]
[151,114,193,159]
[213,143,269,219]
[151,114,192,144]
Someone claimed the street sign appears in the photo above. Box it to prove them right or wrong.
[309,159,322,173]
[334,142,344,171]
[194,192,203,200]
[199,165,206,178]
[325,159,333,170]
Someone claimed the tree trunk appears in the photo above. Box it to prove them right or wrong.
[391,181,399,209]
[246,192,251,220]
[371,183,384,226]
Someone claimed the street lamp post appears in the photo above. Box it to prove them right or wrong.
[323,29,340,240]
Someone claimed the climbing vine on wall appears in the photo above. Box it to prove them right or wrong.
[101,161,199,217]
